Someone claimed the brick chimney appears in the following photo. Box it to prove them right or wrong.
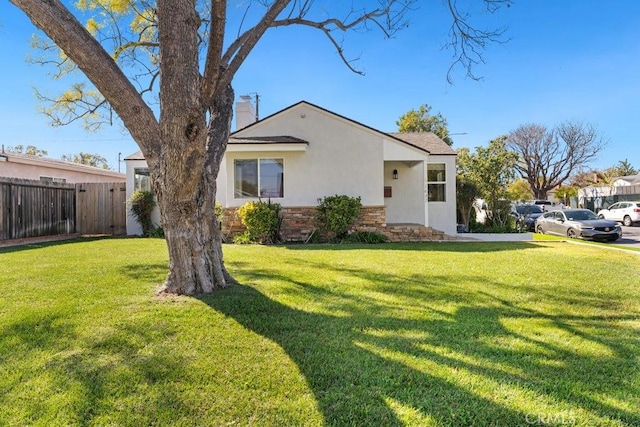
[236,95,256,130]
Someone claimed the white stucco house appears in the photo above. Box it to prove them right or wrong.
[125,100,458,241]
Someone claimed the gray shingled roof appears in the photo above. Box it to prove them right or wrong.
[616,174,640,185]
[389,133,457,156]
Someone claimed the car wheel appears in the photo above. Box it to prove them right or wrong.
[536,225,544,234]
[623,216,632,227]
[598,214,605,219]
[567,228,578,239]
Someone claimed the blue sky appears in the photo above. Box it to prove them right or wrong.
[1,1,639,174]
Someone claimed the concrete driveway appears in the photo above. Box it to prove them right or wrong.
[618,225,640,248]
[458,225,640,248]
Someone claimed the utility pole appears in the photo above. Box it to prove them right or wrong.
[247,92,260,121]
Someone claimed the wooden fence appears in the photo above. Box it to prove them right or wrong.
[0,178,127,241]
[0,178,75,240]
[76,182,127,236]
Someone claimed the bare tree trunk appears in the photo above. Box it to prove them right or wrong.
[154,84,236,295]
[151,1,235,295]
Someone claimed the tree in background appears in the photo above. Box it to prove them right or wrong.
[61,152,110,169]
[5,144,48,157]
[457,138,517,229]
[396,104,453,146]
[569,170,600,188]
[507,122,607,200]
[455,177,480,230]
[568,158,637,190]
[554,185,578,206]
[10,0,511,295]
[605,159,638,177]
[455,147,481,230]
[507,178,533,203]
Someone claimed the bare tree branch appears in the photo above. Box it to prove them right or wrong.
[201,0,227,104]
[507,122,608,199]
[266,1,415,74]
[217,0,293,93]
[444,0,512,83]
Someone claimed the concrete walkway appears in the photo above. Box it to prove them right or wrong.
[0,234,80,248]
[456,232,534,242]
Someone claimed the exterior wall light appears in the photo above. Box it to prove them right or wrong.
[392,169,398,180]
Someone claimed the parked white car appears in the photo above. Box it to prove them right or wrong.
[597,201,640,226]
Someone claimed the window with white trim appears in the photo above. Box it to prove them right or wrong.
[427,163,446,202]
[134,168,152,192]
[234,158,284,198]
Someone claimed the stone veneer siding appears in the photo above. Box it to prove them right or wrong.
[221,205,454,243]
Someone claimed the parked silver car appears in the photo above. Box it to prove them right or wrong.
[535,209,622,241]
[597,201,640,226]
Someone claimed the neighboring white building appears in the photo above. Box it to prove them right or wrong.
[578,174,640,210]
[125,100,458,240]
[0,151,125,183]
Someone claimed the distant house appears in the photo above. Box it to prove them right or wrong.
[578,174,640,211]
[0,151,125,183]
[125,100,458,241]
[612,174,640,187]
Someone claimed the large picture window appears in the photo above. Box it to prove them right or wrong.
[427,163,446,202]
[134,168,152,192]
[234,158,284,199]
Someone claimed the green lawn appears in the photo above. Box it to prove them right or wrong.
[1,238,639,426]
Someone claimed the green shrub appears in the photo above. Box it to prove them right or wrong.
[469,221,519,234]
[233,231,254,245]
[315,195,362,241]
[236,200,281,244]
[214,200,223,219]
[128,190,156,236]
[147,225,165,238]
[215,200,224,230]
[341,231,388,244]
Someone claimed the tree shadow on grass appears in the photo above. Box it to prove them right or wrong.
[0,309,188,425]
[202,285,529,426]
[202,258,640,426]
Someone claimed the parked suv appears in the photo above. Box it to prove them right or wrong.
[597,201,640,226]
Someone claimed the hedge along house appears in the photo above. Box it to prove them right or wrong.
[125,99,457,241]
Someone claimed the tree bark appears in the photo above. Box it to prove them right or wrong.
[153,0,234,295]
[154,86,235,295]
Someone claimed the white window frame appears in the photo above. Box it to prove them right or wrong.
[427,163,446,202]
[234,158,284,199]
